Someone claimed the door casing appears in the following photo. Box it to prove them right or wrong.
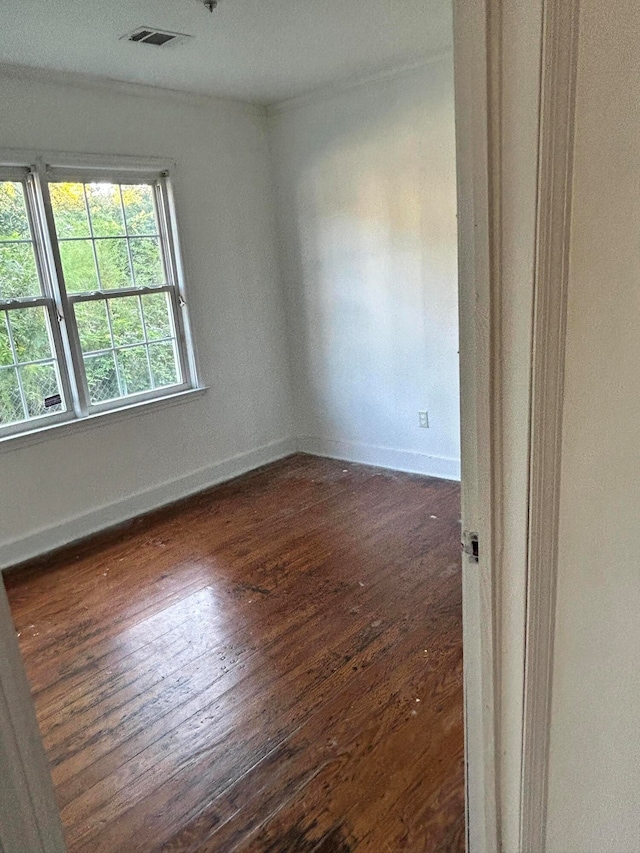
[455,0,580,850]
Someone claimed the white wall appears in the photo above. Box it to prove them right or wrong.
[269,58,460,480]
[0,72,294,567]
[546,0,640,849]
[0,59,461,565]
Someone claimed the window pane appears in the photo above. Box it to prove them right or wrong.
[50,183,91,238]
[95,238,132,289]
[0,313,11,366]
[8,306,54,363]
[59,239,99,293]
[0,181,31,242]
[74,300,111,353]
[85,183,125,237]
[84,352,120,403]
[109,295,144,346]
[122,184,158,236]
[149,340,179,388]
[0,242,41,299]
[130,237,164,286]
[0,307,66,425]
[0,367,24,424]
[117,345,151,395]
[20,362,63,418]
[141,291,172,340]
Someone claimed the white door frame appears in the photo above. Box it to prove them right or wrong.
[0,2,580,850]
[453,0,500,846]
[455,0,580,850]
[519,1,580,850]
[0,583,66,852]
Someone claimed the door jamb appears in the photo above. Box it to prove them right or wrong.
[0,582,66,852]
[520,1,580,850]
[453,0,501,848]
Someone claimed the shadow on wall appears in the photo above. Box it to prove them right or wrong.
[273,59,460,471]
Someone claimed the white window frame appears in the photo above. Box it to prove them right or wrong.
[0,151,200,440]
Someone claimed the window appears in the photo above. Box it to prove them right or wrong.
[0,157,197,438]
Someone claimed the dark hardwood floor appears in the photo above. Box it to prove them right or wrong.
[5,453,464,852]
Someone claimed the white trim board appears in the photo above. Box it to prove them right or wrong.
[2,435,460,570]
[1,437,297,570]
[297,436,461,481]
[0,584,66,852]
[520,0,580,849]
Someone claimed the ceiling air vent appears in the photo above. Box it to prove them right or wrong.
[123,27,193,47]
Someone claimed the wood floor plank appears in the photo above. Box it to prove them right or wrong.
[159,628,462,853]
[71,604,461,852]
[48,507,450,791]
[13,469,438,692]
[62,584,459,848]
[55,530,457,822]
[5,454,463,852]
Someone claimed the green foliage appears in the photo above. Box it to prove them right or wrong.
[131,237,164,286]
[50,181,165,293]
[95,238,131,290]
[9,307,51,362]
[59,240,98,292]
[0,183,63,424]
[0,314,11,367]
[0,307,61,425]
[110,295,145,346]
[49,182,89,239]
[0,366,23,423]
[74,292,178,403]
[20,362,61,418]
[0,182,40,300]
[148,341,178,388]
[84,352,119,403]
[74,300,111,353]
[142,292,172,340]
[0,181,31,242]
[121,185,157,236]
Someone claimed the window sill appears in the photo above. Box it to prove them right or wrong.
[0,386,208,453]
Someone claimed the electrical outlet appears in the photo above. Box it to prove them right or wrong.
[418,410,429,428]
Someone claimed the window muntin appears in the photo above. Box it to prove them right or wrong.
[49,179,183,409]
[72,292,180,405]
[0,163,195,437]
[0,178,67,429]
[50,182,166,293]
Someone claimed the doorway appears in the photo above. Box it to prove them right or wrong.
[1,26,467,846]
[0,0,579,850]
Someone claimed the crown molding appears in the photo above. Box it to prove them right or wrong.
[0,61,266,117]
[266,49,453,116]
[0,52,455,120]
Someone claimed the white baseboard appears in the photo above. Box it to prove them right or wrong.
[1,437,297,570]
[2,435,460,570]
[297,436,461,481]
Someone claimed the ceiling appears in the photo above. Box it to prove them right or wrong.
[0,0,453,104]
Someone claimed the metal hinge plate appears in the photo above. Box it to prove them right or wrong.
[462,531,479,563]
